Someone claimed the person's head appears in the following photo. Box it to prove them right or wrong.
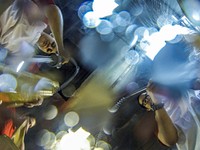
[138,92,153,111]
[36,32,57,54]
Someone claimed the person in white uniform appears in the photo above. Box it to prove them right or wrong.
[0,0,69,62]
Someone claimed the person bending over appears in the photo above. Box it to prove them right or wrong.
[0,0,69,62]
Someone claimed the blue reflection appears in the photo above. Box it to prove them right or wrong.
[134,26,148,41]
[78,1,93,19]
[0,47,8,62]
[0,74,17,92]
[100,32,115,42]
[116,11,131,27]
[96,20,113,35]
[124,49,140,65]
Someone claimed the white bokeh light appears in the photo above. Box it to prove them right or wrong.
[116,11,131,27]
[83,11,101,28]
[64,111,80,127]
[92,0,118,18]
[78,1,93,19]
[96,19,113,35]
[140,24,194,60]
[42,105,58,120]
[124,50,140,65]
[36,129,56,149]
[59,128,91,150]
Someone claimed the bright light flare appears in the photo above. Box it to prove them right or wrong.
[83,11,101,28]
[16,61,24,72]
[59,128,91,150]
[130,35,138,47]
[141,24,195,60]
[92,0,118,18]
[192,12,200,21]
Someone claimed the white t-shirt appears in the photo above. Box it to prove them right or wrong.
[0,0,47,53]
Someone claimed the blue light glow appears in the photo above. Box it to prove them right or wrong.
[0,74,17,92]
[96,20,113,35]
[83,11,101,28]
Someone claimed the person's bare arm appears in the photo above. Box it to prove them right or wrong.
[44,4,70,63]
[147,82,178,146]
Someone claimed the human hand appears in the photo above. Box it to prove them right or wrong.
[24,96,43,108]
[58,47,70,64]
[146,80,160,104]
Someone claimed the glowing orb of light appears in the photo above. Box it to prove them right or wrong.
[36,129,56,148]
[95,140,111,150]
[96,19,113,35]
[34,78,53,92]
[125,24,138,40]
[134,26,148,41]
[59,128,91,150]
[64,111,80,127]
[42,105,58,120]
[124,50,140,65]
[100,32,115,42]
[116,11,131,27]
[83,11,101,28]
[78,1,93,19]
[0,74,17,92]
[131,5,143,16]
[192,12,200,22]
[56,131,68,140]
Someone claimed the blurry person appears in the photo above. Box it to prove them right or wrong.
[0,104,36,150]
[0,0,69,63]
[36,32,57,55]
[165,78,200,150]
[137,78,200,150]
[108,81,178,150]
[12,116,36,150]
